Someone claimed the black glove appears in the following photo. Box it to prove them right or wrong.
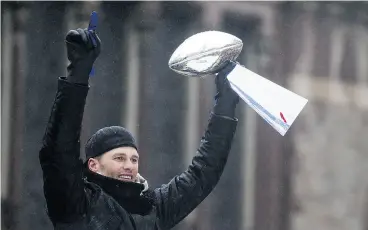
[65,28,101,84]
[213,61,239,118]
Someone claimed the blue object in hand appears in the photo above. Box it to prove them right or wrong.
[88,11,98,76]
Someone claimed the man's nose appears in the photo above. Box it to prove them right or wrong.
[123,160,134,171]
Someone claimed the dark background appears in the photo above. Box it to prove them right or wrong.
[2,2,368,230]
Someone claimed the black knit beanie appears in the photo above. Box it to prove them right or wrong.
[85,126,137,161]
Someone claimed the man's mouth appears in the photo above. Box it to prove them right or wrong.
[118,175,133,181]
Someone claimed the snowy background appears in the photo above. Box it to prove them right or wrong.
[2,2,368,230]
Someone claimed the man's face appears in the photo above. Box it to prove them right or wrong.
[88,146,139,182]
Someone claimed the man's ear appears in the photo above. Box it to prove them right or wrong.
[88,158,99,172]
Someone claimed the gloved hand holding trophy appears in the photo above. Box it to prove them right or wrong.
[168,31,308,136]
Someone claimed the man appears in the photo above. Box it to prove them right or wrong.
[39,24,240,229]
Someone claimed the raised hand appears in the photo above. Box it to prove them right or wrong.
[65,11,101,84]
[213,61,240,118]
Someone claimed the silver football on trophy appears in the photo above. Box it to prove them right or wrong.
[168,31,243,77]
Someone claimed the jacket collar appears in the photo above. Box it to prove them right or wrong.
[84,169,154,215]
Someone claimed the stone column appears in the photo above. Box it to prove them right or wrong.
[20,2,66,229]
[1,4,15,229]
[253,2,295,230]
[1,3,28,230]
[136,1,197,190]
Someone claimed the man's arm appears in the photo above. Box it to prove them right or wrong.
[154,113,237,229]
[39,78,89,223]
[154,62,240,229]
[39,27,100,224]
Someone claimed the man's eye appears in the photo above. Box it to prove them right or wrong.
[115,157,124,161]
[132,158,138,163]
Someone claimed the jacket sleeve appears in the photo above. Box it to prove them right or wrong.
[154,113,238,229]
[39,77,89,224]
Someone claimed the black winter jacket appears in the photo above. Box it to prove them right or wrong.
[39,77,238,230]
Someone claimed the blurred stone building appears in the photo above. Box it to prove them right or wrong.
[2,2,368,230]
